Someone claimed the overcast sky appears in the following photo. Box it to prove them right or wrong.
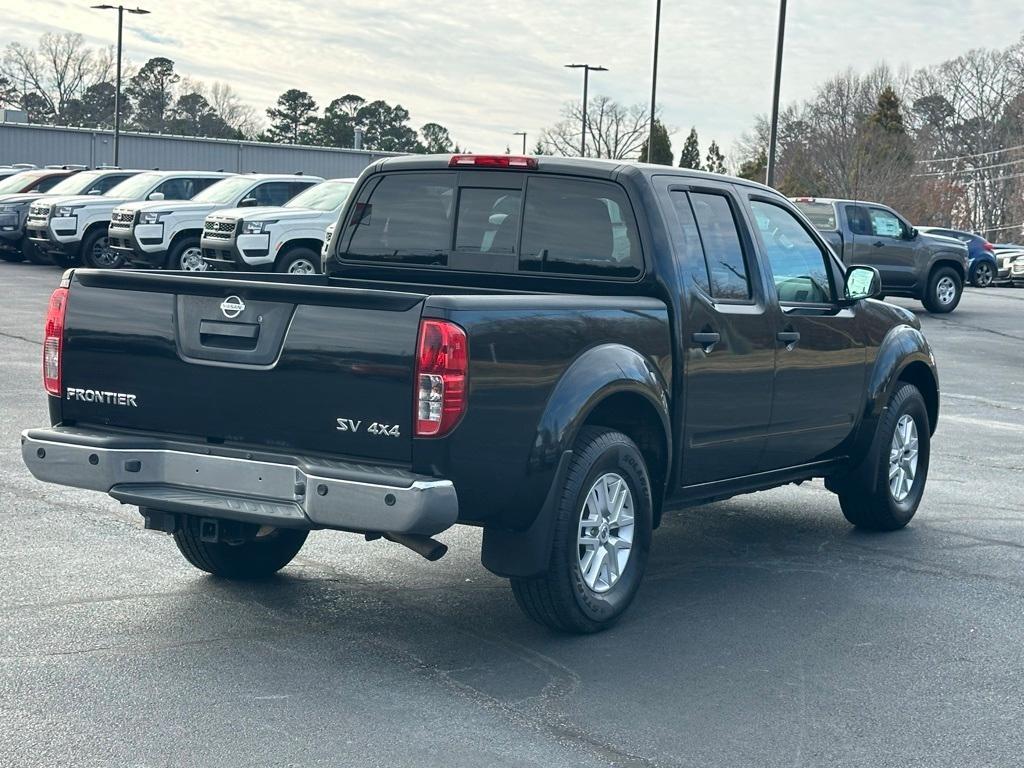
[4,1,1023,159]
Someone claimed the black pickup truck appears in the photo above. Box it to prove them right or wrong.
[22,155,939,633]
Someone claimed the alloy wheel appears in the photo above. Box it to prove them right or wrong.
[577,472,635,593]
[91,236,120,268]
[889,414,919,502]
[936,276,957,305]
[975,262,994,287]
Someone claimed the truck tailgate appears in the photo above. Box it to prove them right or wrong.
[60,271,424,463]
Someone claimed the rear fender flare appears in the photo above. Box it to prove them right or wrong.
[482,344,670,579]
[529,343,671,474]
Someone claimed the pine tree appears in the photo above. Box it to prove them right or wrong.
[264,89,319,144]
[638,120,673,165]
[869,86,907,134]
[737,147,767,183]
[678,127,702,170]
[704,140,727,174]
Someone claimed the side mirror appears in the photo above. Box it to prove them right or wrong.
[844,265,882,302]
[239,197,258,208]
[148,191,165,201]
[905,227,917,240]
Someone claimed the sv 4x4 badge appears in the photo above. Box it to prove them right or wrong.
[336,418,400,437]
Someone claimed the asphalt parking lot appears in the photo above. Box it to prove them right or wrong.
[1,260,1022,768]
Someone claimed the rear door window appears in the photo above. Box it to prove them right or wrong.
[95,174,132,193]
[35,175,67,193]
[519,177,641,278]
[288,181,317,200]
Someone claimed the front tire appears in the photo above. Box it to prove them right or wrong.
[970,261,994,288]
[837,383,930,531]
[81,229,123,269]
[167,237,206,271]
[510,427,653,633]
[173,523,308,579]
[922,266,962,313]
[275,247,320,275]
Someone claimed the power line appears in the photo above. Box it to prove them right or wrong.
[913,156,1024,177]
[915,142,1024,165]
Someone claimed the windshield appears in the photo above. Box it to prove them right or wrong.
[105,172,164,199]
[46,170,104,195]
[192,175,253,204]
[0,171,44,194]
[285,180,354,211]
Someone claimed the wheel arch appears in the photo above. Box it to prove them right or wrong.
[929,254,966,282]
[274,237,323,268]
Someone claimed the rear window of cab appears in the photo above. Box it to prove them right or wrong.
[338,171,643,279]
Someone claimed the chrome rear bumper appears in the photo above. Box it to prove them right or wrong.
[21,427,458,535]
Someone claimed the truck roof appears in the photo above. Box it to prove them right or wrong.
[791,196,890,207]
[372,154,781,195]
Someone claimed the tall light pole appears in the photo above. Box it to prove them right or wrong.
[647,0,662,163]
[564,63,607,157]
[91,4,150,166]
[765,0,787,187]
[513,131,527,154]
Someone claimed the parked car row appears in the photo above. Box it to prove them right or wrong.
[0,166,357,274]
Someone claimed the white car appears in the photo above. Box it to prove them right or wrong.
[200,178,356,274]
[108,174,323,271]
[27,170,232,268]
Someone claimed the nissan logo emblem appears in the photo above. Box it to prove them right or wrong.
[220,295,245,319]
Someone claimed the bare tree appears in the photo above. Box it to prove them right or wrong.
[209,82,261,137]
[540,96,650,159]
[1,33,114,123]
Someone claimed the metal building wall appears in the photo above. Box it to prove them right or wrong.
[0,123,397,178]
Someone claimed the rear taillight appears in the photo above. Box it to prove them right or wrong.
[415,319,468,437]
[983,241,994,251]
[43,287,68,396]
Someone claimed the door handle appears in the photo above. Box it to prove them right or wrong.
[776,329,800,350]
[691,331,720,353]
[872,241,885,248]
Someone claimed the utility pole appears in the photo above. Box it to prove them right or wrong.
[647,0,662,163]
[513,131,527,154]
[766,0,787,187]
[91,5,151,167]
[564,63,608,157]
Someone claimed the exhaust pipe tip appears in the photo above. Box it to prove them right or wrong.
[383,532,448,561]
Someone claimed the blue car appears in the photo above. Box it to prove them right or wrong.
[917,227,998,287]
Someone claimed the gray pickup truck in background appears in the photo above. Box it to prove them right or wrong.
[792,197,969,313]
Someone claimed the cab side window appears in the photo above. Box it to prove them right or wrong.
[844,205,872,236]
[35,175,66,192]
[868,208,904,239]
[95,174,131,193]
[288,181,316,200]
[750,200,835,304]
[251,182,293,206]
[687,192,752,300]
[154,178,193,200]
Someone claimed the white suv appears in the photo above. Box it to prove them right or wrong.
[200,178,356,274]
[110,174,323,271]
[28,170,231,268]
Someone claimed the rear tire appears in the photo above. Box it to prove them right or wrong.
[173,524,308,579]
[510,427,653,633]
[970,261,994,288]
[275,247,320,275]
[837,383,930,531]
[922,266,962,313]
